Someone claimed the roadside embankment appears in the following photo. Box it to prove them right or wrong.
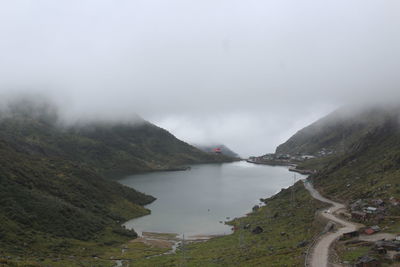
[303,180,362,267]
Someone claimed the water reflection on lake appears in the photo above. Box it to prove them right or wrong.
[119,161,304,238]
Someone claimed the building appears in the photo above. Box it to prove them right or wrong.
[350,199,365,211]
[355,256,380,267]
[390,197,400,206]
[375,240,400,251]
[352,211,368,221]
[365,228,377,235]
[365,207,378,214]
[371,225,381,232]
[371,199,385,206]
[213,147,222,154]
[342,231,360,239]
[276,154,290,160]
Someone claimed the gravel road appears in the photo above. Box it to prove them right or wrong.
[304,181,359,267]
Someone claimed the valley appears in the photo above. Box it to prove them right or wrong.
[1,0,399,266]
[2,104,400,267]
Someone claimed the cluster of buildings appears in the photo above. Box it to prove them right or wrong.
[350,197,399,224]
[344,197,400,265]
[316,148,335,157]
[342,226,400,266]
[247,148,336,165]
[247,153,317,165]
[351,237,400,266]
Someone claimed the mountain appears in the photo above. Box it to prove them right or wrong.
[195,144,240,158]
[276,106,395,156]
[1,100,233,178]
[309,109,400,201]
[278,104,400,213]
[0,99,234,255]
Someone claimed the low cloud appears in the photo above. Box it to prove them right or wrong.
[0,0,399,156]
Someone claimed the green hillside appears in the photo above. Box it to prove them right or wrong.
[275,105,400,265]
[1,101,232,179]
[276,106,397,155]
[278,105,400,225]
[0,131,155,257]
[101,104,400,267]
[308,111,400,203]
[0,100,233,259]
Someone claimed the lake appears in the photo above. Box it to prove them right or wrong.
[119,161,304,238]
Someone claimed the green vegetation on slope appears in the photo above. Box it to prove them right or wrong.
[287,106,400,265]
[0,227,170,267]
[0,101,233,178]
[310,117,400,205]
[276,104,400,205]
[0,99,233,260]
[276,106,397,155]
[0,134,154,255]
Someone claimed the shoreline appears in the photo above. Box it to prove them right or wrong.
[123,162,309,256]
[245,159,292,166]
[131,231,226,257]
[246,159,317,175]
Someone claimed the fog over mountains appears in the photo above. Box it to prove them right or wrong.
[1,2,400,266]
[1,0,400,156]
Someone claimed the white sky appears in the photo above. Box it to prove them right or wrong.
[1,0,400,156]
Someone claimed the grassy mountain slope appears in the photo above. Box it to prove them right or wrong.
[61,122,232,178]
[277,104,400,218]
[1,102,232,178]
[309,114,400,204]
[276,106,396,155]
[276,105,400,265]
[0,134,154,255]
[2,183,329,266]
[0,100,233,257]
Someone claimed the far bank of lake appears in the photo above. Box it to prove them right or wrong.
[119,161,306,238]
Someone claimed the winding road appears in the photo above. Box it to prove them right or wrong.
[303,180,359,267]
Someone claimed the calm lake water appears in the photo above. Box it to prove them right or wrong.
[119,161,304,238]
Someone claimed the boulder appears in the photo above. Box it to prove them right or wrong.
[297,241,308,248]
[252,205,260,212]
[252,226,263,234]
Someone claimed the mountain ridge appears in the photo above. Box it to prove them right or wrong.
[275,104,400,213]
[276,105,399,156]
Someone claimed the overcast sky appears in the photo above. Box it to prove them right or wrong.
[1,0,400,156]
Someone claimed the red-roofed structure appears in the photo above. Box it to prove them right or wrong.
[214,147,222,154]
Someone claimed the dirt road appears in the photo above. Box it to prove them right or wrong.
[303,180,359,267]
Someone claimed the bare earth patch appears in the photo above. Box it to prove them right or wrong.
[131,237,175,249]
[357,233,396,242]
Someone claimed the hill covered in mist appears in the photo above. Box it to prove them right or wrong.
[277,104,400,214]
[0,98,233,256]
[1,98,233,177]
[276,105,398,155]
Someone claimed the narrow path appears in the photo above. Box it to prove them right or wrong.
[303,180,359,267]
